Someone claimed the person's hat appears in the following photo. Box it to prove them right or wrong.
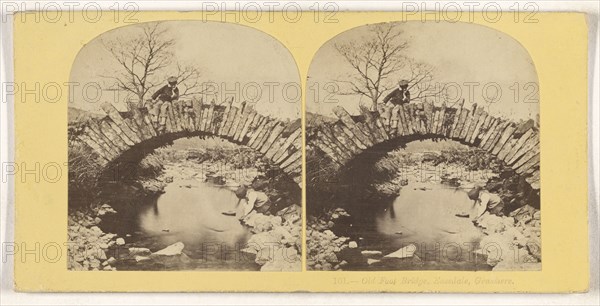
[167,76,178,83]
[398,79,409,86]
[234,185,248,199]
[467,185,483,200]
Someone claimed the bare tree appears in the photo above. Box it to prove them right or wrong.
[335,23,444,110]
[101,22,204,107]
[174,62,205,98]
[404,59,446,103]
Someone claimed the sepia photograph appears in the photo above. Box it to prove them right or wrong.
[67,21,302,272]
[306,21,541,271]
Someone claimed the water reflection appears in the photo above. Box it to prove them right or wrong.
[374,182,484,261]
[137,179,250,249]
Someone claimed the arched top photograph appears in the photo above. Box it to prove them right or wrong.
[67,21,302,273]
[305,21,541,272]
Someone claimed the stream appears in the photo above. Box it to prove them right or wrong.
[100,168,260,271]
[336,181,492,271]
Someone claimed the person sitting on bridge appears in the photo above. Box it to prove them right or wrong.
[383,79,411,106]
[149,76,179,133]
[222,185,271,220]
[152,76,180,103]
[379,79,411,127]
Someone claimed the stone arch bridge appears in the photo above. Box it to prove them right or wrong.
[69,100,302,184]
[308,102,540,190]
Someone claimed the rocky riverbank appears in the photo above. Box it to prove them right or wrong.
[476,205,541,271]
[306,208,353,271]
[68,155,302,271]
[306,147,541,271]
[67,204,120,271]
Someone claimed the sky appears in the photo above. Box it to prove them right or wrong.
[307,21,539,122]
[69,21,300,120]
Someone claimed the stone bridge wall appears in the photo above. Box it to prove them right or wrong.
[70,100,302,184]
[307,102,540,190]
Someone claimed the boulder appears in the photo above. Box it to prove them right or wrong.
[151,242,184,256]
[257,247,300,271]
[367,258,381,265]
[384,244,417,259]
[348,241,358,249]
[135,256,151,262]
[243,232,280,255]
[115,238,125,246]
[128,247,152,256]
[106,257,117,265]
[361,250,383,257]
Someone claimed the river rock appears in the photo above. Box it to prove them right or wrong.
[367,258,381,265]
[526,237,541,260]
[129,247,152,256]
[116,238,125,246]
[384,244,417,259]
[243,212,282,233]
[348,241,358,249]
[152,242,185,256]
[243,232,279,255]
[135,256,151,262]
[97,204,117,216]
[258,247,301,271]
[361,250,383,257]
[476,213,506,234]
[277,205,301,224]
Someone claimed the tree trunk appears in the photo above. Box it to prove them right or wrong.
[371,98,378,112]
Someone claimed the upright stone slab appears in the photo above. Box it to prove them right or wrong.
[98,119,129,152]
[220,106,238,136]
[498,129,534,161]
[78,134,110,164]
[87,120,120,157]
[321,124,354,160]
[105,120,135,146]
[398,103,410,135]
[491,124,517,155]
[248,117,270,148]
[235,110,256,142]
[423,101,434,133]
[515,153,539,174]
[473,114,492,143]
[272,128,301,163]
[311,138,342,165]
[338,123,367,150]
[279,149,302,169]
[332,124,362,155]
[436,105,446,135]
[251,120,276,150]
[468,109,488,143]
[506,132,539,165]
[511,145,539,170]
[101,103,142,144]
[482,121,508,151]
[333,106,374,147]
[243,113,263,141]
